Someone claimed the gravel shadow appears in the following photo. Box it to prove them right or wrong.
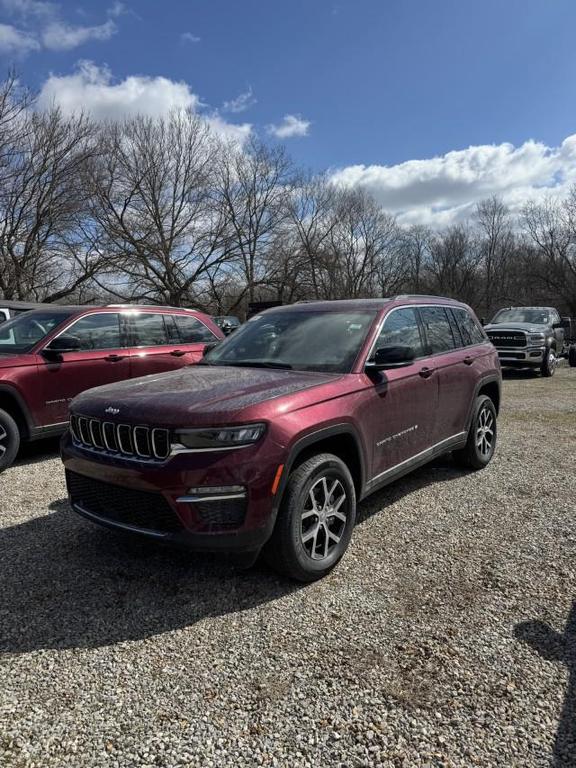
[515,605,576,767]
[16,436,62,466]
[0,505,303,654]
[0,454,469,655]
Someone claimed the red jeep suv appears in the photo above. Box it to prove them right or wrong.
[0,305,223,470]
[61,297,501,581]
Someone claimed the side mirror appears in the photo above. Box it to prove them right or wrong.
[367,344,416,370]
[202,341,221,355]
[553,319,570,329]
[42,334,81,359]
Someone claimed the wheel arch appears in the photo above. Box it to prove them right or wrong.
[0,385,32,439]
[276,424,367,507]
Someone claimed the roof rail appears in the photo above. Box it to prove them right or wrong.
[392,294,460,302]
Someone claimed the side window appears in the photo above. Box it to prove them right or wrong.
[132,313,169,347]
[419,306,457,354]
[174,315,218,343]
[164,314,180,343]
[371,307,425,359]
[452,307,486,346]
[66,313,122,351]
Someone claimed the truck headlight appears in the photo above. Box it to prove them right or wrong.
[174,423,266,450]
[529,334,545,343]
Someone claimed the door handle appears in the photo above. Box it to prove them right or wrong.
[463,356,475,366]
[419,366,434,379]
[105,354,124,362]
[170,349,186,357]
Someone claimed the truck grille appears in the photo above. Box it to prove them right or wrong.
[66,471,182,533]
[487,331,527,348]
[70,414,170,461]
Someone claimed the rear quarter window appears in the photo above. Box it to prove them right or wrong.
[452,307,486,346]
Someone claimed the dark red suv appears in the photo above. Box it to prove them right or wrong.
[0,305,223,470]
[61,297,501,581]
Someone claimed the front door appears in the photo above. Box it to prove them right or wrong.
[366,306,438,482]
[40,312,130,424]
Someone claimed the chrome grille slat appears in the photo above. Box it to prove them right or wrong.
[70,415,169,462]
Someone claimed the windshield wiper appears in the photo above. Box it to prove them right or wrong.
[220,360,293,370]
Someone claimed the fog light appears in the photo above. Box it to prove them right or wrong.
[186,485,245,496]
[176,485,247,503]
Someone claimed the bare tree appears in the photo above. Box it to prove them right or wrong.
[521,196,576,315]
[475,196,515,316]
[89,111,232,305]
[217,137,292,303]
[0,107,102,301]
[425,224,480,305]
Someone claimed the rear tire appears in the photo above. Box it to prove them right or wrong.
[540,347,557,377]
[263,453,356,582]
[0,408,20,472]
[569,345,576,368]
[453,395,497,470]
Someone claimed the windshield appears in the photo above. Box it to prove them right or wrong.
[203,310,377,373]
[491,308,551,325]
[0,310,73,354]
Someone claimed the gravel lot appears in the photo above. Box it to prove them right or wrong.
[1,366,575,767]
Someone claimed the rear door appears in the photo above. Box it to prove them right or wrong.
[127,312,217,378]
[418,305,469,443]
[366,306,438,481]
[40,312,130,424]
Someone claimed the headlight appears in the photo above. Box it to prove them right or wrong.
[529,334,545,343]
[174,423,266,450]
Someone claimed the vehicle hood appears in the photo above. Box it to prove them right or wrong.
[484,322,550,333]
[71,365,343,427]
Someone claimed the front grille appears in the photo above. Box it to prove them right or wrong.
[70,414,170,462]
[66,471,182,533]
[487,331,527,348]
[195,498,247,529]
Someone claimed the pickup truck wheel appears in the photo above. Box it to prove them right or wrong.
[263,453,356,582]
[569,345,576,368]
[453,395,497,470]
[0,408,20,472]
[540,347,557,377]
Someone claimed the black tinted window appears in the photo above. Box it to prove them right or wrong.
[452,307,485,346]
[66,313,122,351]
[132,313,169,346]
[419,306,457,354]
[372,307,424,358]
[174,315,217,343]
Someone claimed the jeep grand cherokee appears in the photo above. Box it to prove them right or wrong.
[61,296,501,582]
[0,305,223,470]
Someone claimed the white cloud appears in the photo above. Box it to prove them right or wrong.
[38,61,199,119]
[0,23,39,54]
[0,0,55,18]
[42,19,116,50]
[0,1,121,56]
[267,114,310,139]
[222,86,256,114]
[37,61,252,143]
[330,137,576,226]
[180,31,200,43]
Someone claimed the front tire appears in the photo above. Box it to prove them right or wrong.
[264,453,356,582]
[453,395,497,470]
[0,408,20,472]
[541,347,557,377]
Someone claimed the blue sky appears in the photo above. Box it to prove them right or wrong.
[1,0,576,224]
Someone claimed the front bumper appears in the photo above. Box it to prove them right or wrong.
[495,345,545,365]
[61,432,285,553]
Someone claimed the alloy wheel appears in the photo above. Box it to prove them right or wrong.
[0,424,7,458]
[300,475,349,561]
[476,406,495,458]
